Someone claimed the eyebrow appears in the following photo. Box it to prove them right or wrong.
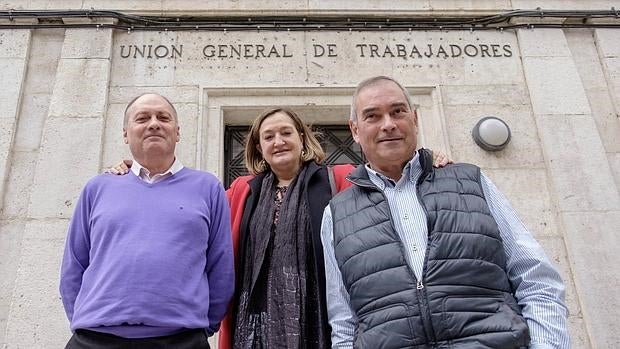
[361,107,378,115]
[391,102,409,109]
[261,125,295,133]
[361,102,409,115]
[134,109,172,116]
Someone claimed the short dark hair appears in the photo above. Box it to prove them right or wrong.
[123,93,178,126]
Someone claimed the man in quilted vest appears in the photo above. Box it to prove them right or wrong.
[320,76,570,349]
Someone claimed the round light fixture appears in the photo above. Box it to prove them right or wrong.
[472,116,511,151]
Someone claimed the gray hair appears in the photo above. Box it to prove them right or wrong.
[349,76,414,121]
[123,93,178,127]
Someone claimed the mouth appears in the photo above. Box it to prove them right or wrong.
[377,137,403,143]
[272,149,290,155]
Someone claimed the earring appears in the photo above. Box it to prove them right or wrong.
[260,159,267,169]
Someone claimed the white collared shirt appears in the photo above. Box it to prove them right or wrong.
[130,158,184,184]
[362,154,427,280]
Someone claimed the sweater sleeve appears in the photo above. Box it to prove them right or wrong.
[205,180,235,335]
[59,184,92,322]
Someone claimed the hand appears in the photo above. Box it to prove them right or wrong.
[432,150,453,168]
[102,159,133,175]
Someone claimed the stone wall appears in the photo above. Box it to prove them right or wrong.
[1,1,619,348]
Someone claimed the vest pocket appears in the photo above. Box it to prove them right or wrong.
[440,294,517,340]
[359,303,408,331]
[356,304,417,346]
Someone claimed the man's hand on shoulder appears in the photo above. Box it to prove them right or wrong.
[102,159,133,175]
[431,149,453,168]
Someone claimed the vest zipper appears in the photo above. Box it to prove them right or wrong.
[416,183,439,347]
[352,175,438,346]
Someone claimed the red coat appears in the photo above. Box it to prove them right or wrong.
[218,163,354,349]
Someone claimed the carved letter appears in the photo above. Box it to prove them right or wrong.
[424,44,434,58]
[171,45,182,58]
[268,45,281,58]
[230,45,241,58]
[463,44,478,57]
[154,45,169,58]
[369,44,379,58]
[356,44,368,57]
[410,45,422,58]
[255,44,266,58]
[449,44,462,57]
[244,44,253,58]
[436,45,448,59]
[170,45,183,58]
[479,44,491,58]
[282,44,293,57]
[327,44,337,57]
[120,45,131,58]
[396,44,407,58]
[133,45,145,59]
[218,45,228,58]
[203,45,215,58]
[314,44,325,57]
[503,44,513,57]
[491,44,501,57]
[383,45,395,58]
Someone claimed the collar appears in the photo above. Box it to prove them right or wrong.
[364,151,422,190]
[131,158,183,182]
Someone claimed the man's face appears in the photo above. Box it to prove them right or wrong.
[123,94,180,161]
[350,80,418,174]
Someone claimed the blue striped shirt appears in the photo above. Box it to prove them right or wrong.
[320,153,570,349]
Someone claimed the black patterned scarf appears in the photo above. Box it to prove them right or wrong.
[233,163,328,349]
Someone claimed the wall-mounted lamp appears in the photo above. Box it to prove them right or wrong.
[472,116,511,151]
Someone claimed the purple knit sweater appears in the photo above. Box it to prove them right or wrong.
[60,168,234,338]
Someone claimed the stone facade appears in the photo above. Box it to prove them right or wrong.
[0,1,619,348]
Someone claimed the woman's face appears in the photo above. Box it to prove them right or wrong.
[257,112,304,176]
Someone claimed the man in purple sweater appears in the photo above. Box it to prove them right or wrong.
[60,93,234,348]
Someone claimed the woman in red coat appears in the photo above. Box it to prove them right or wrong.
[218,107,353,349]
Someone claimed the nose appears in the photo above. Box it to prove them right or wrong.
[146,115,160,129]
[274,134,285,146]
[380,114,397,132]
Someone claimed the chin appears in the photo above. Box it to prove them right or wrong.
[378,153,408,164]
[271,159,294,168]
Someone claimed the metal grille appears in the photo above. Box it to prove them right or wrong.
[223,125,364,188]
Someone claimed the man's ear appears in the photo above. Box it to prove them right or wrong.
[176,126,180,142]
[123,128,128,144]
[349,120,360,143]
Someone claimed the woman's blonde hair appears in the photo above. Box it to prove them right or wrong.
[245,107,326,175]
